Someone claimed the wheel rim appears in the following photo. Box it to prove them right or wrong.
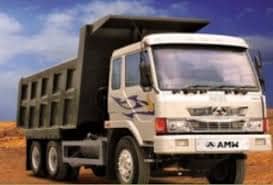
[31,145,40,171]
[118,149,134,183]
[48,146,58,174]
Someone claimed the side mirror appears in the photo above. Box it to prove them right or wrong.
[254,52,265,90]
[139,61,152,91]
[254,55,262,69]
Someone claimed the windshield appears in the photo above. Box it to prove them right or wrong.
[153,45,258,90]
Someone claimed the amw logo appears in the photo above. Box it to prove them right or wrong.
[206,141,239,148]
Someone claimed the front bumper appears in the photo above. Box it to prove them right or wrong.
[154,134,272,154]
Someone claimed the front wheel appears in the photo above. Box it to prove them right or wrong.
[207,158,245,184]
[115,136,150,184]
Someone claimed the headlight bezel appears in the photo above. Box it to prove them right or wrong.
[166,119,191,133]
[244,119,263,132]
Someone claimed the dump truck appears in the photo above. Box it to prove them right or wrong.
[17,15,272,184]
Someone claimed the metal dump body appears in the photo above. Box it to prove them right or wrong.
[16,15,208,139]
[17,59,78,127]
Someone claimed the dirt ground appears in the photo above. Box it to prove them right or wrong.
[0,117,273,184]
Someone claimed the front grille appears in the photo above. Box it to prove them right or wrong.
[189,120,245,132]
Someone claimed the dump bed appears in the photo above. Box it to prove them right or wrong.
[16,15,208,139]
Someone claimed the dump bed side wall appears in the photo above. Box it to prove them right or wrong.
[17,60,79,130]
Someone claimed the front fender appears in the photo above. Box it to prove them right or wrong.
[105,120,144,146]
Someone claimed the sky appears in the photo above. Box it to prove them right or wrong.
[0,0,273,120]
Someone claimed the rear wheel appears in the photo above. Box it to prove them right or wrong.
[207,158,245,184]
[30,141,45,177]
[46,141,71,180]
[92,166,106,177]
[115,136,150,184]
[67,167,80,181]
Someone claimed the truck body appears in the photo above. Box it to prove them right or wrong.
[17,15,272,184]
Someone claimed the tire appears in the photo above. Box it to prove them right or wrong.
[92,166,106,177]
[30,141,45,177]
[46,141,70,180]
[67,167,80,181]
[207,158,245,184]
[115,136,150,184]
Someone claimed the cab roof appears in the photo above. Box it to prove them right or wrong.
[112,33,249,58]
[143,33,248,48]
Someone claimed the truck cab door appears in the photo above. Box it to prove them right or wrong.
[123,52,154,140]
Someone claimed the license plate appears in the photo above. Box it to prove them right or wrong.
[196,138,249,152]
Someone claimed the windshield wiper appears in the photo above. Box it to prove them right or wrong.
[211,85,259,94]
[172,85,258,94]
[171,85,211,94]
[213,85,258,90]
[182,85,214,90]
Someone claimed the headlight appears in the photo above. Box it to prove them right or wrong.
[167,119,191,133]
[244,119,263,132]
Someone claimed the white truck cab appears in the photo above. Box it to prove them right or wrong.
[106,33,271,183]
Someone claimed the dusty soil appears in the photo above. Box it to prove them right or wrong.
[0,116,273,184]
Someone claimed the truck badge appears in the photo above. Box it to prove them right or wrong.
[212,107,227,116]
[206,141,239,149]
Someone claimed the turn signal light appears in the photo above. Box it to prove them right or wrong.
[155,118,167,134]
[263,118,270,133]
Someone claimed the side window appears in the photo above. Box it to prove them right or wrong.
[125,52,150,87]
[125,53,140,87]
[111,58,121,90]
